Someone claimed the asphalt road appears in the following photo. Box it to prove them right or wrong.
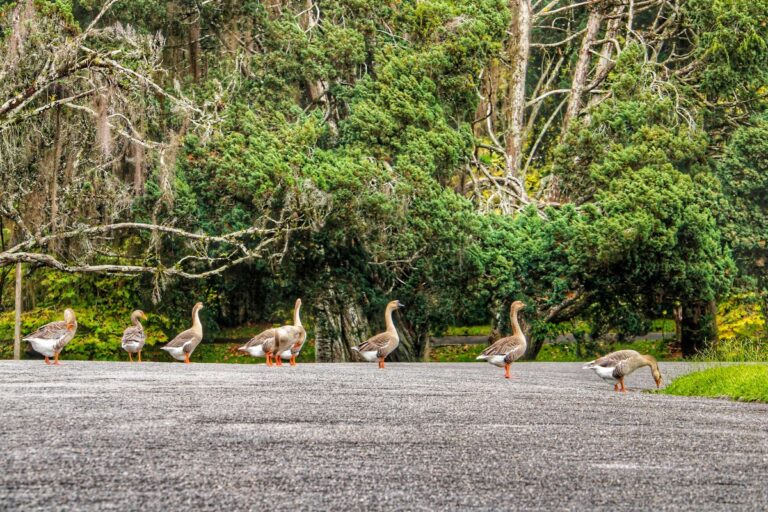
[1,361,766,511]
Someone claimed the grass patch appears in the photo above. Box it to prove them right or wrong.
[695,337,768,362]
[441,325,492,336]
[661,365,768,403]
[428,344,486,362]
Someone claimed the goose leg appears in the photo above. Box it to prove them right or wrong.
[129,352,134,363]
[184,352,190,364]
[290,354,297,366]
[504,363,511,379]
[275,355,283,367]
[44,356,51,365]
[619,377,626,392]
[378,357,385,369]
[614,383,619,392]
[53,352,61,365]
[266,353,273,367]
[138,350,142,363]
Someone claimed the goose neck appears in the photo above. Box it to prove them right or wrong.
[385,305,396,333]
[293,302,302,328]
[510,307,522,336]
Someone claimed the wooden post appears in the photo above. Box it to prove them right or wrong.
[13,262,22,360]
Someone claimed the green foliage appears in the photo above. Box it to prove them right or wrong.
[686,0,768,96]
[661,364,768,403]
[4,0,768,364]
[717,115,768,306]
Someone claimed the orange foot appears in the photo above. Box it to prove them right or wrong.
[290,355,297,366]
[44,356,51,365]
[504,363,511,379]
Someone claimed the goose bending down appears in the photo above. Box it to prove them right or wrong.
[24,309,77,365]
[476,301,527,379]
[121,310,147,362]
[351,300,404,369]
[270,299,306,367]
[161,302,204,363]
[238,299,305,367]
[583,350,662,392]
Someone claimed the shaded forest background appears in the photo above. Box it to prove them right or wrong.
[0,0,767,361]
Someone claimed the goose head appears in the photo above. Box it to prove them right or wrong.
[645,355,662,388]
[132,310,147,322]
[63,308,76,331]
[193,302,204,313]
[388,300,405,310]
[510,300,526,311]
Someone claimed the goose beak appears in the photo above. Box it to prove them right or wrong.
[141,312,148,320]
[397,301,405,308]
[655,377,662,388]
[66,322,75,331]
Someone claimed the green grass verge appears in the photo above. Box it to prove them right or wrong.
[661,365,768,403]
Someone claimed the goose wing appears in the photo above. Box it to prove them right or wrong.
[24,321,68,342]
[480,334,526,360]
[355,332,394,353]
[121,325,145,345]
[164,328,199,351]
[588,349,640,368]
[242,328,276,349]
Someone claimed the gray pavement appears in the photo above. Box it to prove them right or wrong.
[0,361,766,511]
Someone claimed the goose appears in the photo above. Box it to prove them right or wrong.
[278,336,309,366]
[269,298,306,367]
[351,300,404,369]
[237,328,275,363]
[476,301,527,379]
[23,308,77,365]
[238,298,305,367]
[583,349,662,391]
[121,310,147,362]
[161,302,204,363]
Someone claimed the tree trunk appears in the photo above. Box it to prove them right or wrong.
[189,20,202,83]
[314,288,371,362]
[474,58,500,138]
[681,301,717,357]
[132,139,145,195]
[585,6,624,116]
[503,0,531,178]
[14,262,22,360]
[49,99,63,251]
[561,7,602,137]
